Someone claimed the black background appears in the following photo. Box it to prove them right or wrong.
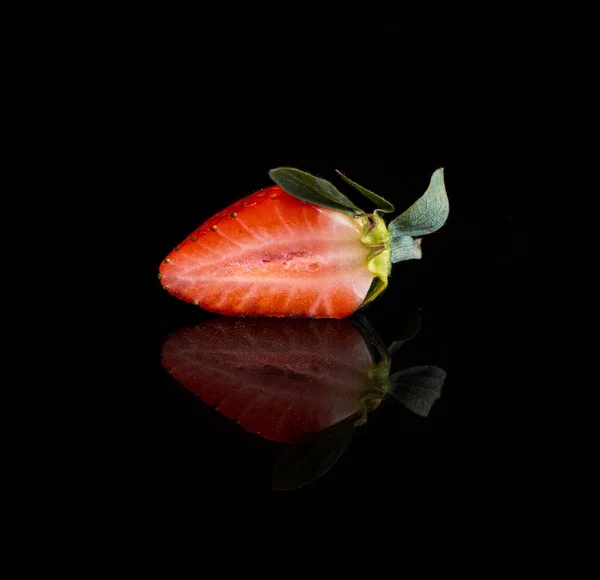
[121,156,528,509]
[101,9,534,515]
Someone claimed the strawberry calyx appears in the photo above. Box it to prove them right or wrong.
[270,166,449,309]
[357,211,392,306]
[350,314,393,423]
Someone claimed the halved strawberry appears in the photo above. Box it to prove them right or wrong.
[159,168,448,318]
[161,318,379,443]
[161,315,446,444]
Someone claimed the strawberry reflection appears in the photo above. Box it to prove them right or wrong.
[161,312,446,490]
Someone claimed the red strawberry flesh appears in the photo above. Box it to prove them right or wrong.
[159,185,375,319]
[161,318,378,443]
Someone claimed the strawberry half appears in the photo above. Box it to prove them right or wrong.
[161,318,380,443]
[159,167,448,318]
[161,315,446,444]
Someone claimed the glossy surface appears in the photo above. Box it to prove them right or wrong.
[159,312,452,489]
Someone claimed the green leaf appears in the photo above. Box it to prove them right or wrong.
[269,167,364,216]
[335,170,395,215]
[389,168,449,237]
[390,235,422,263]
[389,365,447,417]
[271,415,357,491]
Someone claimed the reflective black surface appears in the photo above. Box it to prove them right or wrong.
[160,313,445,490]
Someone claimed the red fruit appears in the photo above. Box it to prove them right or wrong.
[161,318,388,443]
[159,167,448,318]
[160,186,378,318]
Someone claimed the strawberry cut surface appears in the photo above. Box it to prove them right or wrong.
[161,318,377,443]
[159,185,374,319]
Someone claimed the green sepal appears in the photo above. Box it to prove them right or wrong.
[271,414,357,491]
[350,313,388,354]
[389,365,447,417]
[390,235,422,263]
[335,170,395,215]
[362,277,387,307]
[350,314,391,395]
[389,168,449,237]
[269,167,364,217]
[358,213,391,307]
